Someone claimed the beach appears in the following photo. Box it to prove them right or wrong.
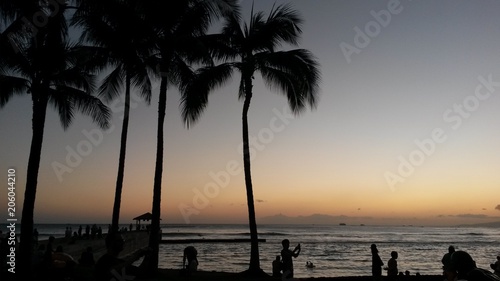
[14,223,498,280]
[154,269,444,281]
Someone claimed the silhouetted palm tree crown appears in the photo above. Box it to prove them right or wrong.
[180,3,320,274]
[72,0,156,234]
[129,0,240,272]
[0,1,111,277]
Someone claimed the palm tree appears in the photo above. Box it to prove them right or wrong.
[136,0,239,272]
[0,2,110,277]
[72,0,156,234]
[180,3,320,274]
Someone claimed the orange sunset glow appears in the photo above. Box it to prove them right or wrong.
[1,0,500,228]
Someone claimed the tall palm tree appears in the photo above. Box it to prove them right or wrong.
[136,0,239,272]
[180,3,320,274]
[0,2,110,277]
[72,0,156,234]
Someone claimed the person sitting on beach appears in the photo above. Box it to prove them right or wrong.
[183,246,199,273]
[49,245,77,280]
[491,256,500,277]
[281,239,301,279]
[371,244,384,281]
[79,246,95,266]
[306,261,315,268]
[94,232,151,281]
[272,255,282,277]
[52,245,76,269]
[385,251,398,278]
[451,250,500,281]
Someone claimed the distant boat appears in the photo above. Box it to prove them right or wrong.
[339,223,346,226]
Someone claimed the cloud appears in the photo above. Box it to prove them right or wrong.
[495,205,500,211]
[455,214,489,219]
[256,199,266,203]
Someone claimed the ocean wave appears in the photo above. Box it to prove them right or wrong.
[462,232,485,236]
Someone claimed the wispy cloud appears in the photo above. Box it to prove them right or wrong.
[455,214,489,219]
[256,199,266,203]
[495,205,500,211]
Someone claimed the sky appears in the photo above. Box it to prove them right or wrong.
[1,0,500,226]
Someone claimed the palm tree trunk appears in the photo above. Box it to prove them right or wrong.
[19,95,49,279]
[144,77,168,273]
[111,74,131,233]
[242,76,261,273]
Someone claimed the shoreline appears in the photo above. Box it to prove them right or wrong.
[154,269,444,281]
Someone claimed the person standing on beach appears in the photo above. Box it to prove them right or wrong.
[183,246,198,273]
[371,244,384,281]
[442,245,456,281]
[386,251,398,279]
[281,239,301,279]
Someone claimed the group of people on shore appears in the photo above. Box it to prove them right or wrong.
[370,244,401,280]
[272,239,302,279]
[25,231,152,281]
[371,244,500,281]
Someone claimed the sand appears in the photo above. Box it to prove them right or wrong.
[152,269,444,281]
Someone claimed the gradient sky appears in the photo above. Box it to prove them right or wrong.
[1,0,500,226]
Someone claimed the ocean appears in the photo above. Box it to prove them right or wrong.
[11,223,500,278]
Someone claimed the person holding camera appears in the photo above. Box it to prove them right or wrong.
[281,239,301,279]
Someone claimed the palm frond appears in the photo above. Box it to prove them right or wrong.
[48,88,74,129]
[64,86,111,129]
[130,66,153,105]
[168,56,194,88]
[180,63,234,128]
[51,66,96,94]
[250,3,303,52]
[257,49,320,113]
[98,65,125,103]
[0,75,29,107]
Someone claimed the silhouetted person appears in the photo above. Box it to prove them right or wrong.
[79,246,95,266]
[386,251,398,279]
[43,236,55,263]
[78,225,82,238]
[450,250,500,281]
[306,261,315,268]
[52,245,76,268]
[85,225,90,239]
[272,255,282,278]
[97,226,103,239]
[33,228,39,246]
[52,245,76,280]
[94,232,150,281]
[31,244,46,273]
[281,239,301,279]
[442,245,456,281]
[491,256,500,277]
[91,224,98,239]
[371,244,384,281]
[183,246,198,273]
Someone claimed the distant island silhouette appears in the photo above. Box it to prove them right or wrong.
[259,213,500,227]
